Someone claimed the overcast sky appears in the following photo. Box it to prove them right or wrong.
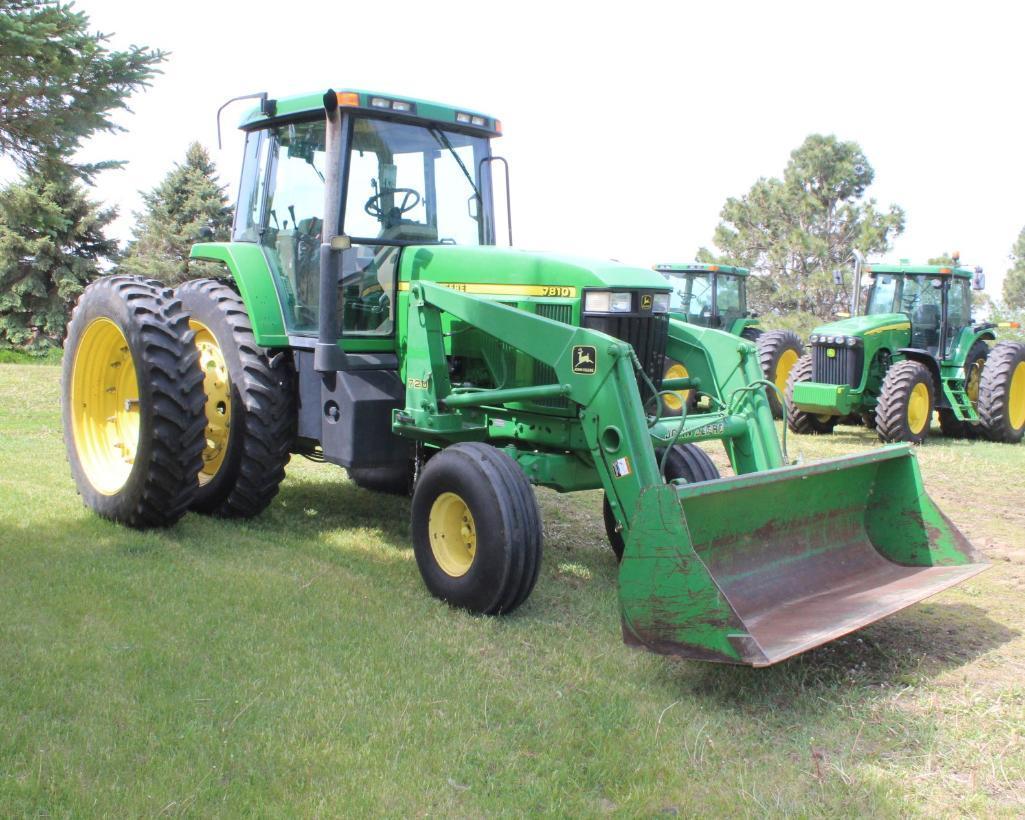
[69,0,1024,295]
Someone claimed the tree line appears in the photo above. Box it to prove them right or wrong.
[0,1,1023,354]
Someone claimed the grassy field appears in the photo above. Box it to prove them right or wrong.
[1,364,1023,816]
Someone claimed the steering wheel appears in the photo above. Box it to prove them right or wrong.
[364,188,421,219]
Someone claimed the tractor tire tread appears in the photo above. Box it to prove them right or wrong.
[978,341,1025,443]
[875,359,934,444]
[175,278,295,518]
[784,353,838,435]
[62,275,206,528]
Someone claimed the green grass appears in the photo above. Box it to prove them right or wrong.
[0,347,62,365]
[1,364,1023,816]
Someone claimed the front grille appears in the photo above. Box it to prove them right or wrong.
[534,303,575,407]
[812,344,862,387]
[583,313,669,392]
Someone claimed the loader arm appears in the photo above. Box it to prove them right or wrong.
[399,282,987,667]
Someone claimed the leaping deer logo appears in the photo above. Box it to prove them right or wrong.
[572,345,597,374]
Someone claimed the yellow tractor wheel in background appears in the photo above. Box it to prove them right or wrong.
[939,340,989,439]
[875,359,935,444]
[61,276,206,527]
[978,341,1025,443]
[755,330,804,419]
[660,361,692,416]
[175,279,295,518]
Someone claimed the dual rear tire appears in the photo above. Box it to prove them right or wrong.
[63,276,294,527]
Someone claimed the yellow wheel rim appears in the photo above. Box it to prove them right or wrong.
[429,492,477,577]
[70,318,140,495]
[965,357,985,405]
[1009,361,1025,430]
[191,320,231,484]
[662,362,690,411]
[907,382,930,435]
[774,349,799,394]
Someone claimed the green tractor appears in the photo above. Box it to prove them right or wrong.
[61,88,987,667]
[653,263,803,417]
[786,256,1025,443]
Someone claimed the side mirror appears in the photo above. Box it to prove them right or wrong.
[973,267,986,291]
[832,269,844,286]
[196,225,215,241]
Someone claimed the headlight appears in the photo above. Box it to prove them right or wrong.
[584,291,632,313]
[651,293,670,313]
[846,336,858,347]
[810,334,819,343]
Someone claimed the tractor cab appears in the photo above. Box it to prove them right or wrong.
[863,263,975,360]
[654,263,755,336]
[231,90,502,339]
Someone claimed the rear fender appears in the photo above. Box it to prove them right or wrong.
[190,242,289,347]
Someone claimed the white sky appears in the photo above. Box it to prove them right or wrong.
[66,0,1025,295]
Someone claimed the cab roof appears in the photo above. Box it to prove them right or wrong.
[240,88,501,136]
[654,262,749,276]
[866,263,973,280]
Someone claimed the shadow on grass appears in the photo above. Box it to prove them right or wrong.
[666,602,1017,711]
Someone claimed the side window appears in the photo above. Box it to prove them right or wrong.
[260,121,326,333]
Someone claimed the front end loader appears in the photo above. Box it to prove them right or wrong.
[60,88,987,666]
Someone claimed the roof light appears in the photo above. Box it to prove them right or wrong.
[495,119,502,134]
[707,265,719,272]
[392,100,412,112]
[336,92,360,107]
[471,115,486,126]
[455,112,472,124]
[939,268,951,274]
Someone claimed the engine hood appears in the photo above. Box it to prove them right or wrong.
[812,313,910,339]
[398,245,671,291]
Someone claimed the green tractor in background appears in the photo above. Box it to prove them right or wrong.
[653,263,803,418]
[60,87,988,667]
[786,255,1025,443]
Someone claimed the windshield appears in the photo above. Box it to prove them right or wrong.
[866,275,898,314]
[667,273,714,320]
[716,274,745,327]
[343,118,491,246]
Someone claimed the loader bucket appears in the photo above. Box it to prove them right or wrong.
[618,445,987,667]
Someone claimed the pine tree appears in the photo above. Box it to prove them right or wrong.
[0,0,165,179]
[119,143,233,285]
[706,135,905,319]
[1003,227,1025,311]
[0,163,118,350]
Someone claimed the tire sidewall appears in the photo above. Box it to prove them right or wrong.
[412,451,513,613]
[62,280,160,519]
[176,285,247,508]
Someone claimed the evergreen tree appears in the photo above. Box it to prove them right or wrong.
[119,143,233,285]
[706,135,905,318]
[0,0,165,178]
[0,163,118,350]
[1003,226,1025,311]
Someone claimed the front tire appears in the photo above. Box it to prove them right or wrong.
[978,341,1025,443]
[62,276,206,528]
[784,354,838,435]
[875,359,935,444]
[175,279,295,517]
[411,443,542,615]
[603,444,720,561]
[756,330,804,419]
